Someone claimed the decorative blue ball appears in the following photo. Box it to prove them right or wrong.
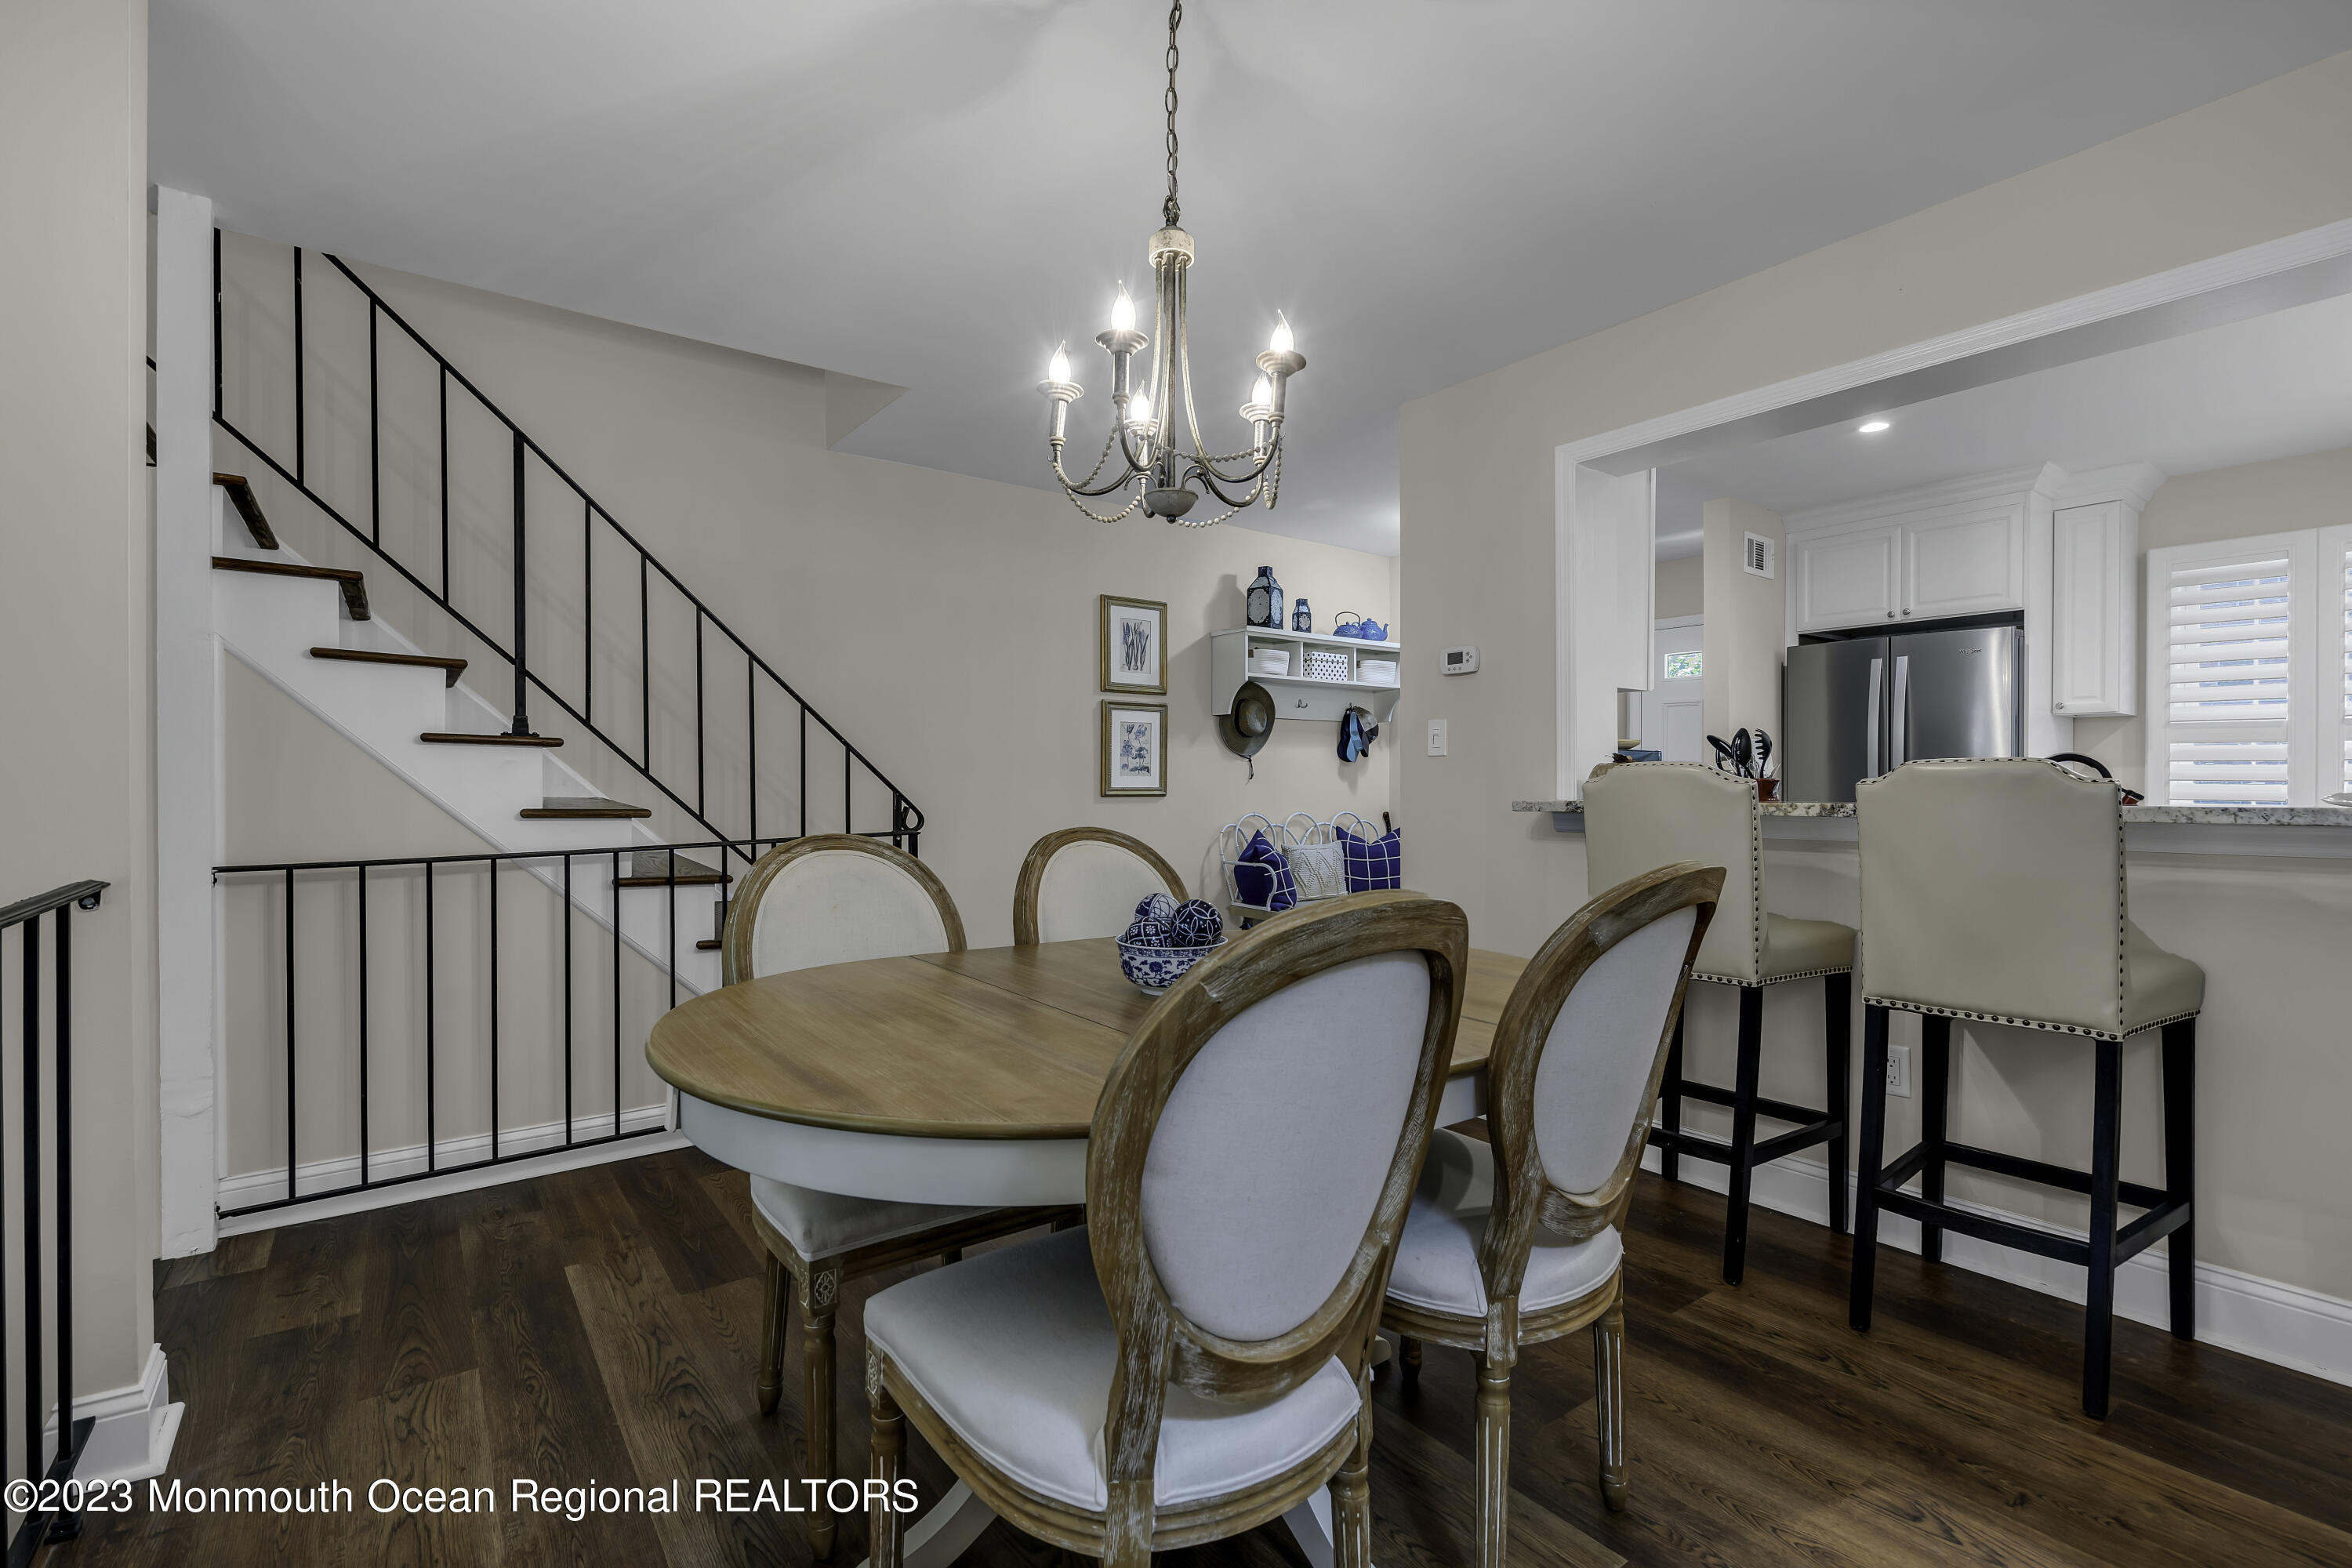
[1133,891,1177,926]
[1169,899,1223,946]
[1123,915,1175,949]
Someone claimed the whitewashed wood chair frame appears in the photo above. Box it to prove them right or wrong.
[864,891,1470,1568]
[1383,862,1721,1560]
[723,834,1080,1558]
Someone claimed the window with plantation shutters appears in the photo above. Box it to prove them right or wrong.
[2146,530,2321,807]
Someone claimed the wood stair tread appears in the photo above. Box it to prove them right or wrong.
[309,647,466,687]
[212,473,279,550]
[419,731,564,748]
[521,797,653,819]
[212,554,366,619]
[615,849,730,887]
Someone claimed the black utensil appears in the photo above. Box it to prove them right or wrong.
[1753,728,1773,777]
[1706,734,1737,772]
[1732,728,1753,779]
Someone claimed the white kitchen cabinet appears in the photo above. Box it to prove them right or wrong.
[1792,524,1901,633]
[2050,500,2139,717]
[1905,505,2027,620]
[1788,473,2041,634]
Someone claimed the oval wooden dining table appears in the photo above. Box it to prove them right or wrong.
[647,934,1530,1568]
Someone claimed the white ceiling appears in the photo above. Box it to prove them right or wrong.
[151,2,2352,556]
[1655,285,2352,554]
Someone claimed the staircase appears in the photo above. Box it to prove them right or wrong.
[198,237,925,1219]
[209,473,733,993]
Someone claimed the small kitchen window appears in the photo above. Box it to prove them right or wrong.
[2145,525,2352,806]
[1663,650,1702,681]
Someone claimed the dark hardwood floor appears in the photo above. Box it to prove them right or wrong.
[50,1148,2352,1566]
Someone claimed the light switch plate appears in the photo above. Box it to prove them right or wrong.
[1427,719,1447,757]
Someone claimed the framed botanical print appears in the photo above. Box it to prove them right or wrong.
[1099,595,1167,694]
[1100,701,1167,797]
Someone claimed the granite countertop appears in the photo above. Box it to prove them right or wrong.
[1511,798,2352,827]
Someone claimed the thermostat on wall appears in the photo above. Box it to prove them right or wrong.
[1440,645,1479,676]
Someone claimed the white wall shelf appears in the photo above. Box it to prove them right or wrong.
[1211,627,1403,724]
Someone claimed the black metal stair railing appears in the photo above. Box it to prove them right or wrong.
[208,232,924,862]
[0,880,103,1563]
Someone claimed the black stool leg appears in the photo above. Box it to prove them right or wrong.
[1824,972,1852,1235]
[1722,985,1766,1286]
[2162,1019,2198,1341]
[2084,1036,2124,1419]
[1659,1010,1685,1184]
[1920,1014,1952,1265]
[1849,1004,1889,1332]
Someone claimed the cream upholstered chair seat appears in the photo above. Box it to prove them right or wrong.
[865,1225,1361,1512]
[1385,1130,1624,1318]
[749,1176,994,1261]
[722,835,1081,1560]
[1381,863,1721,1552]
[864,895,1470,1568]
[1752,914,1857,983]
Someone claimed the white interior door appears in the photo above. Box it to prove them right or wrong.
[1633,618,1704,761]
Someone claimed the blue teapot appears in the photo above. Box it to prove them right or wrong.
[1332,613,1389,641]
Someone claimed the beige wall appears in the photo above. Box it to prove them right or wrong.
[1399,51,2352,1301]
[0,0,156,1406]
[2074,444,2352,790]
[212,241,1400,1181]
[1653,554,1703,620]
[1700,499,1782,742]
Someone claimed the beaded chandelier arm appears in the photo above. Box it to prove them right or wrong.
[1036,0,1305,526]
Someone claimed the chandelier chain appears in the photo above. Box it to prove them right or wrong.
[1163,2,1182,228]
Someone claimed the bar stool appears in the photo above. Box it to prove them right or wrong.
[1849,758,2202,1419]
[1584,762,1855,1283]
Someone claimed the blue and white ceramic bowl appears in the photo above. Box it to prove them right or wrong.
[1116,936,1227,996]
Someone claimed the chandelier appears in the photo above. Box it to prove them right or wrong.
[1038,1,1305,527]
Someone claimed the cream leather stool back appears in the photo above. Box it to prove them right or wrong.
[1856,757,2196,1040]
[1584,763,1762,984]
[1013,826,1187,946]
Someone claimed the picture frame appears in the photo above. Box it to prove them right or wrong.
[1099,594,1168,694]
[1100,701,1168,797]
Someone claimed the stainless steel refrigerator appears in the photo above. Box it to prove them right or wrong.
[1782,625,2024,801]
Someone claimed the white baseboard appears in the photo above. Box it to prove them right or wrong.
[217,1104,680,1235]
[1641,1142,2352,1389]
[52,1343,183,1483]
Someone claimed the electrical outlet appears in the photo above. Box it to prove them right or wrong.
[1427,719,1447,757]
[1886,1044,1913,1098]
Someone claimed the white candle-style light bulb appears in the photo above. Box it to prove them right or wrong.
[1129,391,1152,428]
[1048,343,1071,384]
[1269,312,1294,354]
[1250,374,1273,408]
[1112,286,1137,334]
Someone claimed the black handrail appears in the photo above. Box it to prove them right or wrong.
[212,834,892,1220]
[0,881,103,1561]
[210,236,925,866]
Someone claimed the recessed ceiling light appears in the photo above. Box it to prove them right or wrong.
[1857,419,1891,434]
